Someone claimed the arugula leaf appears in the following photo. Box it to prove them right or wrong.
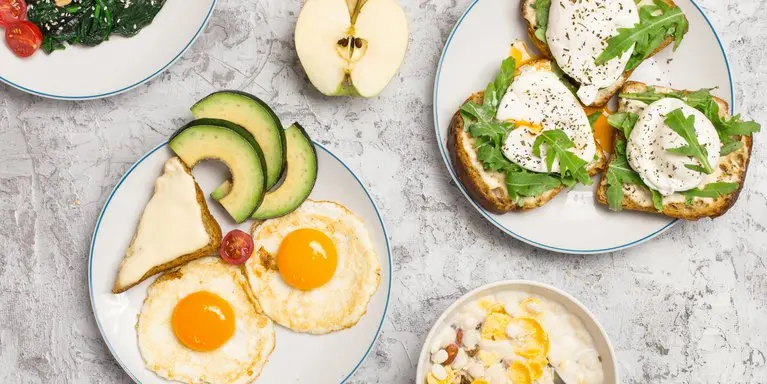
[506,171,563,201]
[597,0,689,71]
[682,182,739,203]
[475,141,517,172]
[607,112,639,137]
[532,130,592,185]
[664,109,714,174]
[719,137,744,156]
[651,189,665,212]
[619,87,685,104]
[533,0,551,43]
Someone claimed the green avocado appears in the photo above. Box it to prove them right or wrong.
[191,91,286,191]
[211,123,317,220]
[169,119,267,223]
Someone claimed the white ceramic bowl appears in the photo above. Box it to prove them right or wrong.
[416,280,618,383]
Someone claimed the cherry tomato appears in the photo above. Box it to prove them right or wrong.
[5,21,42,58]
[0,0,27,27]
[219,229,254,265]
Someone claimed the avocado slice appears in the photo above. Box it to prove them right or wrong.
[169,119,267,223]
[211,123,317,220]
[191,91,286,191]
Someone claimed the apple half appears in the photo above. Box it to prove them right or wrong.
[295,0,409,97]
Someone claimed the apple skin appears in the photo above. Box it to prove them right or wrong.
[295,0,408,98]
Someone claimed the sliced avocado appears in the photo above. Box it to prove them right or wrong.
[212,123,317,220]
[191,91,286,191]
[169,119,267,223]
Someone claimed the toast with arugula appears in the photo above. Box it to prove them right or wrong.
[521,0,688,107]
[448,58,607,214]
[595,82,760,220]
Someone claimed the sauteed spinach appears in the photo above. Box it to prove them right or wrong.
[27,0,167,53]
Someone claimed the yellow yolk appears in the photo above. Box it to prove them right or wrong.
[171,291,235,352]
[508,119,544,133]
[509,41,534,65]
[277,228,338,290]
[584,107,615,154]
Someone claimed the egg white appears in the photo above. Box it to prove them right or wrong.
[627,98,721,196]
[546,0,639,105]
[245,200,381,334]
[137,257,275,384]
[496,62,597,174]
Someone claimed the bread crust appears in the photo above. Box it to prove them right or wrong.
[447,60,607,213]
[521,0,683,107]
[594,81,754,220]
[112,159,222,293]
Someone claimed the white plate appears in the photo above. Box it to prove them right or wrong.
[434,0,734,254]
[416,280,618,383]
[89,142,391,383]
[0,0,215,100]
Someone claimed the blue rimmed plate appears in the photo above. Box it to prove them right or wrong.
[0,0,215,100]
[433,0,733,254]
[89,142,391,382]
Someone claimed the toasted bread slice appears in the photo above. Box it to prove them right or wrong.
[112,157,222,293]
[448,59,608,214]
[521,0,683,107]
[595,81,753,220]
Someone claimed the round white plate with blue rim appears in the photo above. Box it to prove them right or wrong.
[89,142,391,383]
[434,0,733,254]
[0,0,215,100]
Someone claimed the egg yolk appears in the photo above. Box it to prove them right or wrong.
[171,291,235,352]
[277,228,338,290]
[585,107,616,154]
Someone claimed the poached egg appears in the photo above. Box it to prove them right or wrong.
[546,0,640,105]
[496,62,597,174]
[627,98,721,196]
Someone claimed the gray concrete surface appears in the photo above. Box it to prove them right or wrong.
[0,0,765,383]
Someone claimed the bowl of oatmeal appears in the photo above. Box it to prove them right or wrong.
[416,281,617,384]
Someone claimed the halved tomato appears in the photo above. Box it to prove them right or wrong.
[219,229,254,265]
[0,0,26,26]
[5,20,42,58]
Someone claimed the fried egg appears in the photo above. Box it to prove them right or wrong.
[496,61,597,173]
[244,200,381,334]
[137,257,275,384]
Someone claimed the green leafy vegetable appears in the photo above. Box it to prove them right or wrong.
[532,130,592,185]
[505,171,563,201]
[27,0,167,54]
[597,0,689,71]
[607,112,639,137]
[664,109,714,174]
[681,182,739,203]
[533,0,551,43]
[651,189,664,212]
[604,136,651,211]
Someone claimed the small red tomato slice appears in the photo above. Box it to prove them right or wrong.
[5,21,42,58]
[219,229,254,265]
[0,0,27,26]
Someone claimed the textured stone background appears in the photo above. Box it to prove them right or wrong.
[0,0,765,383]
